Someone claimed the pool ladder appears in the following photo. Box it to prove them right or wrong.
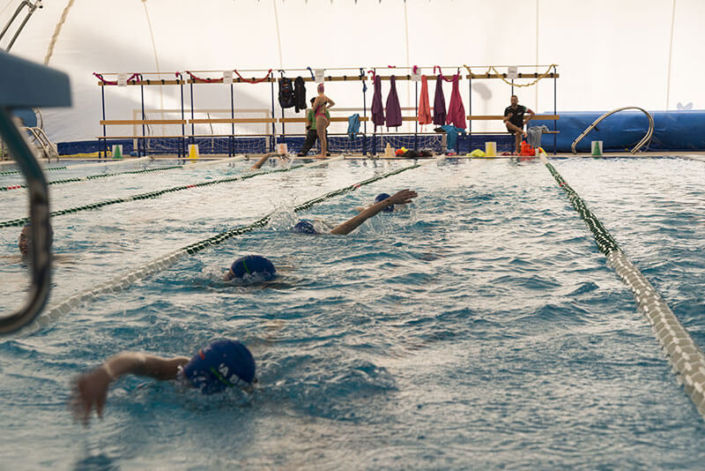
[0,49,70,334]
[571,106,654,154]
[24,126,59,162]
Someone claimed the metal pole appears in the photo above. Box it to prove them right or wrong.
[362,73,368,156]
[189,79,195,147]
[414,79,418,151]
[270,78,276,152]
[468,74,472,133]
[553,65,557,155]
[511,79,514,96]
[230,81,235,157]
[178,73,185,159]
[140,75,146,157]
[100,83,106,159]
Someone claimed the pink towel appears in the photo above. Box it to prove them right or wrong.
[417,75,432,125]
[445,73,466,129]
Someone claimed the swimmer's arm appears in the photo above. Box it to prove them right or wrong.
[71,353,189,425]
[326,97,335,109]
[330,189,417,235]
[524,108,535,124]
[251,153,277,170]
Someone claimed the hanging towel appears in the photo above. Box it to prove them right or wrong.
[440,124,466,153]
[294,76,307,113]
[385,75,402,128]
[526,125,549,148]
[432,74,446,125]
[347,113,360,139]
[371,75,385,129]
[445,74,466,129]
[417,75,432,125]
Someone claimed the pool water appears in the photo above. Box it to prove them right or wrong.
[1,157,704,469]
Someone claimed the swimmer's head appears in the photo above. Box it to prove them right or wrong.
[292,219,318,235]
[227,255,276,281]
[317,83,325,94]
[19,223,53,257]
[182,340,255,395]
[375,193,394,213]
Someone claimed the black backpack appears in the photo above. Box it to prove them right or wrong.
[278,77,295,108]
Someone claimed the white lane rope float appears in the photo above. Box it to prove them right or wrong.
[540,150,705,420]
[22,157,436,335]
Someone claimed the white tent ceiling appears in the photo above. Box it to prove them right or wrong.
[2,0,702,142]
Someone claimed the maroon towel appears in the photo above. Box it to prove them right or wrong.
[371,75,385,129]
[432,74,446,125]
[385,75,402,128]
[445,73,466,129]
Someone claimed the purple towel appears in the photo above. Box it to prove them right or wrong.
[445,73,466,129]
[371,75,385,129]
[432,74,446,125]
[385,75,402,128]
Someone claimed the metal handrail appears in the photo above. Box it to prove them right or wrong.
[0,107,52,334]
[24,126,58,161]
[0,0,43,51]
[571,106,654,154]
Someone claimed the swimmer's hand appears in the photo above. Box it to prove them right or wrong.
[388,189,417,205]
[70,353,187,426]
[70,367,112,426]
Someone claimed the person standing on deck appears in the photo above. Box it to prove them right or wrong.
[298,97,330,157]
[311,84,335,159]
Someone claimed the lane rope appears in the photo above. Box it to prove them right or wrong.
[540,151,705,420]
[1,165,184,191]
[0,156,338,228]
[23,158,434,335]
[0,156,247,192]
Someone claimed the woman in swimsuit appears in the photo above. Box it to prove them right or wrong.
[311,83,335,159]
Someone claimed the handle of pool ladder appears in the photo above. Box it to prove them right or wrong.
[0,107,52,334]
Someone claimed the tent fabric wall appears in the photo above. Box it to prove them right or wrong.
[1,0,703,143]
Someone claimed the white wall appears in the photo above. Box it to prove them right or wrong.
[2,0,702,142]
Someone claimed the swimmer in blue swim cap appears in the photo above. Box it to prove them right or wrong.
[374,193,394,213]
[224,255,276,281]
[71,339,255,426]
[293,189,417,235]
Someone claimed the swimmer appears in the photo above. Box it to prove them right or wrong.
[71,339,255,426]
[250,151,290,170]
[293,189,417,235]
[223,255,276,282]
[354,192,406,214]
[18,222,53,257]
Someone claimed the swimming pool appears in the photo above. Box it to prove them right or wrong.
[1,156,704,469]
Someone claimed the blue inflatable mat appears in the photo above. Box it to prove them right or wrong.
[532,110,705,152]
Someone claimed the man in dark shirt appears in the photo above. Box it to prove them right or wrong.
[503,95,535,154]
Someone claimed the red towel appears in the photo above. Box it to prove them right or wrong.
[417,75,432,125]
[445,73,466,129]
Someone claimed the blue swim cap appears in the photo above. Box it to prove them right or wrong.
[229,255,276,281]
[375,193,394,212]
[292,219,317,234]
[182,340,256,395]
